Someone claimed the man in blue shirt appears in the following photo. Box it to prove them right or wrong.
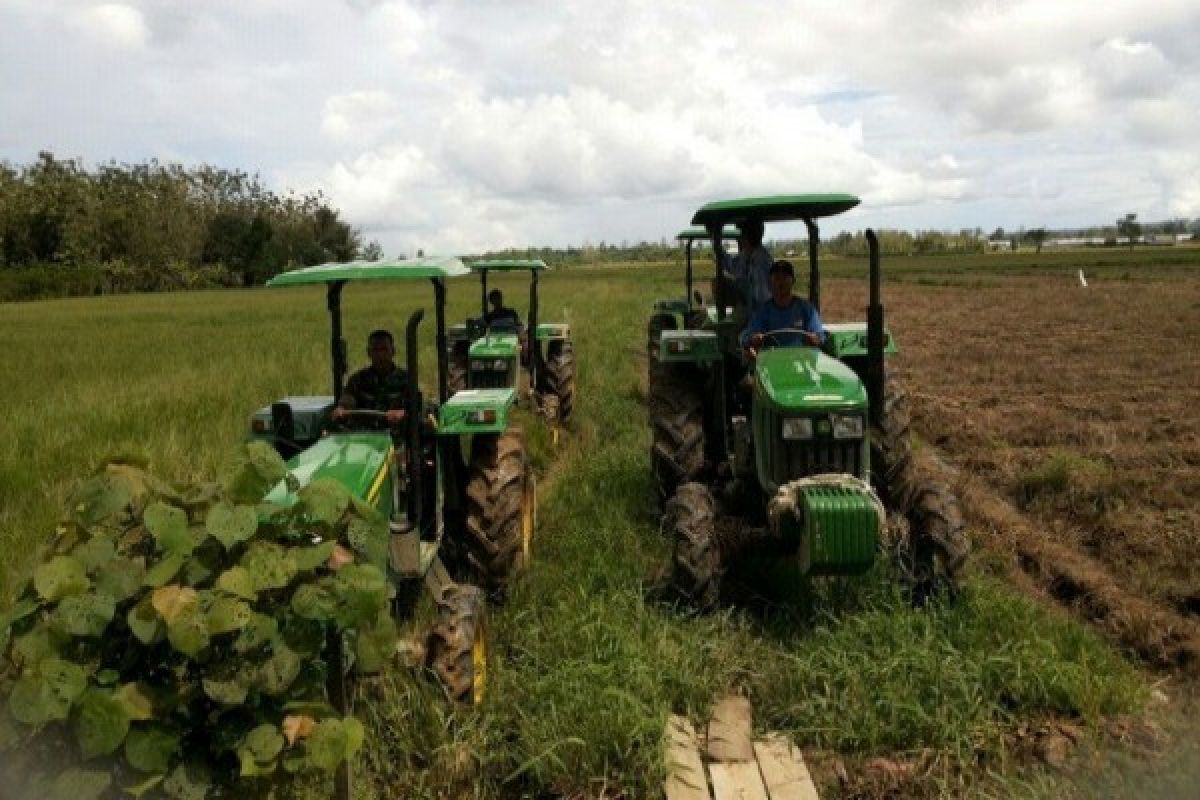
[741,260,827,360]
[719,219,773,314]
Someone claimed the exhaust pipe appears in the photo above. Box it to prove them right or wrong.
[404,309,425,527]
[865,229,885,428]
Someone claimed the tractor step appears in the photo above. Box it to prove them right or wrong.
[665,696,819,800]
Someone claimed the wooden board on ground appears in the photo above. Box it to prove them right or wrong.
[753,735,819,800]
[706,694,755,762]
[709,761,769,800]
[665,715,710,800]
[664,697,820,800]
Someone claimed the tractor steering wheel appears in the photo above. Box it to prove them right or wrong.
[759,328,819,348]
[330,409,402,432]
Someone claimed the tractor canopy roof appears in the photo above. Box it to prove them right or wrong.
[676,226,739,241]
[266,256,470,287]
[467,259,548,272]
[691,193,860,227]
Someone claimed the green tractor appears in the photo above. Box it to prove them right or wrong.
[446,259,577,434]
[648,195,968,608]
[647,226,739,356]
[251,257,536,712]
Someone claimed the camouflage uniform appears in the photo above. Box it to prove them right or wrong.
[342,365,412,412]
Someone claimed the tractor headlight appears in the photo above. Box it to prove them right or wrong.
[467,409,498,425]
[492,359,508,371]
[782,418,814,440]
[471,359,486,371]
[831,414,864,439]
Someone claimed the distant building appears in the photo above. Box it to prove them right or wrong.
[987,239,1012,251]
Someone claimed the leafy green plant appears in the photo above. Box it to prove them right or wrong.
[0,443,393,799]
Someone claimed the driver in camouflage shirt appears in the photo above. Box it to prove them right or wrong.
[332,329,411,426]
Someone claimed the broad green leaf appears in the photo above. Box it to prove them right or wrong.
[143,553,186,587]
[72,472,133,525]
[182,550,216,586]
[165,604,209,658]
[205,596,252,635]
[127,596,164,645]
[234,613,278,654]
[354,613,397,674]
[304,717,358,771]
[221,442,288,504]
[151,586,198,625]
[240,541,297,592]
[12,627,60,668]
[163,761,211,800]
[346,516,388,568]
[292,541,335,572]
[113,682,155,721]
[51,592,116,637]
[75,688,131,759]
[238,723,284,777]
[125,725,180,773]
[95,669,120,686]
[34,556,89,602]
[214,567,256,600]
[291,583,337,622]
[8,657,86,725]
[46,768,111,800]
[333,564,389,628]
[343,716,365,758]
[94,555,145,601]
[259,644,302,695]
[297,478,350,526]
[144,502,193,557]
[201,676,247,706]
[205,502,258,550]
[74,536,116,572]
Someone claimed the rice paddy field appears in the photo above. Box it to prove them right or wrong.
[2,246,1199,798]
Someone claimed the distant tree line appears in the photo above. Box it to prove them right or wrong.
[0,152,373,301]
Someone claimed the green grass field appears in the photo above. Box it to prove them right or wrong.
[4,251,1184,798]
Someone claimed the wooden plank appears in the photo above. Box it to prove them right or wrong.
[664,715,709,800]
[753,735,819,800]
[710,761,769,800]
[707,695,755,762]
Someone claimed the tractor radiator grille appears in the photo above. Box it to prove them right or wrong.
[765,410,862,484]
[470,369,511,389]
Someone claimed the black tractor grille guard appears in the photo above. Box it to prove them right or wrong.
[470,368,511,389]
[765,409,862,483]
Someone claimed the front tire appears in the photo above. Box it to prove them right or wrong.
[461,430,529,591]
[427,585,488,705]
[668,483,721,611]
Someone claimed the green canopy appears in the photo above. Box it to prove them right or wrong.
[266,256,470,287]
[467,259,548,272]
[691,194,860,227]
[677,226,739,241]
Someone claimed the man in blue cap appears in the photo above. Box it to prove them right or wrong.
[741,259,827,360]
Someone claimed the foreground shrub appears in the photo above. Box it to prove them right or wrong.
[0,444,393,799]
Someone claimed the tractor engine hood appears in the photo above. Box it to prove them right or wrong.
[468,334,519,358]
[755,348,867,412]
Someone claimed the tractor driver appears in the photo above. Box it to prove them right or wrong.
[483,289,521,330]
[741,260,827,361]
[331,329,410,426]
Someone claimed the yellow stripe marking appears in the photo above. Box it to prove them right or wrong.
[366,446,394,506]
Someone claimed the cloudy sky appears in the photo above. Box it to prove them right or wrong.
[2,0,1198,254]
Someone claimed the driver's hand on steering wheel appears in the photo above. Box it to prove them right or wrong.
[331,406,348,421]
[799,331,821,346]
[384,409,407,426]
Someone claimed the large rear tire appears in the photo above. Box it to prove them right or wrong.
[649,362,706,504]
[903,482,969,603]
[668,483,721,611]
[870,381,916,512]
[461,430,529,591]
[427,584,488,705]
[540,340,576,423]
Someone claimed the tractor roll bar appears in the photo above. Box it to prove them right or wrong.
[865,229,885,427]
[432,278,449,403]
[327,281,347,400]
[685,239,694,310]
[479,269,489,318]
[803,218,820,311]
[404,309,425,526]
[528,269,540,388]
